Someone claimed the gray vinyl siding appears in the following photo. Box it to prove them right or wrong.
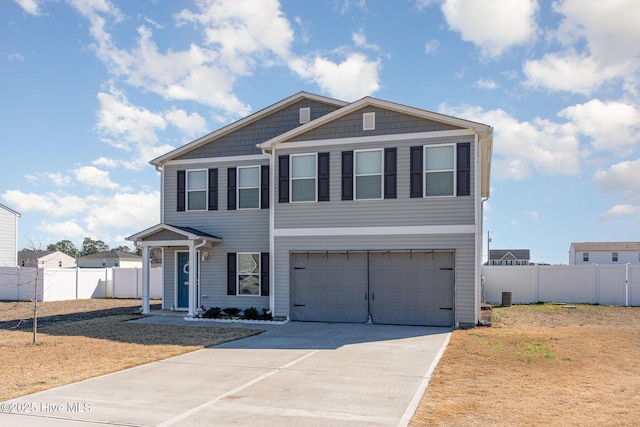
[289,107,461,142]
[177,100,341,160]
[162,159,270,311]
[273,233,477,325]
[0,207,18,267]
[275,135,475,228]
[146,230,189,241]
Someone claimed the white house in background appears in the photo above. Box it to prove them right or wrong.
[18,249,77,268]
[488,249,530,266]
[0,203,20,267]
[77,250,142,268]
[569,242,640,265]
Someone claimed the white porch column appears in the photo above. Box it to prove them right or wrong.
[188,243,197,317]
[141,244,151,314]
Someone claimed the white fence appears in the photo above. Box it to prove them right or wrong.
[482,264,640,306]
[0,267,162,302]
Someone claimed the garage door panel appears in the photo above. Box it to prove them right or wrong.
[369,252,454,326]
[291,252,368,323]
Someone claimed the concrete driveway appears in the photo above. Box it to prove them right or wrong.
[1,322,451,427]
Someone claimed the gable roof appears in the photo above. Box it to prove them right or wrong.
[150,92,347,166]
[258,96,493,150]
[571,242,640,252]
[490,250,530,261]
[126,223,222,243]
[0,203,20,217]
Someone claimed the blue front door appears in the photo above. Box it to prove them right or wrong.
[177,252,190,309]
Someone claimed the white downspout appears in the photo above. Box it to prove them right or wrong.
[155,165,164,224]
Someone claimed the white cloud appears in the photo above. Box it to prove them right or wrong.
[335,0,367,15]
[83,191,159,235]
[424,39,440,55]
[92,157,117,168]
[594,159,640,200]
[524,0,640,94]
[523,54,622,95]
[352,30,379,51]
[440,0,538,58]
[2,190,87,217]
[558,99,640,154]
[164,108,207,137]
[475,78,497,90]
[15,0,42,16]
[526,211,539,221]
[289,53,381,101]
[600,204,640,220]
[73,166,119,189]
[440,104,580,180]
[46,172,72,186]
[8,53,25,61]
[37,220,86,241]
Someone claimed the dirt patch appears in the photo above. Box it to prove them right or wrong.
[410,304,640,426]
[0,299,261,401]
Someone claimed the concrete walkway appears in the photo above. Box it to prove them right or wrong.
[0,321,451,427]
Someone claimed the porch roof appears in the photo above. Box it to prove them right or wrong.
[126,223,222,246]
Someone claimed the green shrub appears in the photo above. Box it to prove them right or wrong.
[223,307,240,317]
[243,307,260,320]
[202,307,221,319]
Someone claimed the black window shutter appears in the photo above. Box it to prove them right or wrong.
[261,165,269,209]
[227,167,236,210]
[278,155,289,203]
[341,151,354,201]
[384,148,397,199]
[318,152,330,202]
[457,143,471,196]
[410,146,423,198]
[208,168,218,210]
[177,170,186,211]
[260,252,270,296]
[227,253,237,295]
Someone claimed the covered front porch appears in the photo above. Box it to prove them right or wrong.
[127,224,222,317]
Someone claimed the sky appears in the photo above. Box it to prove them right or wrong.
[2,0,639,264]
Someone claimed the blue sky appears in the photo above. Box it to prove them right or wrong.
[2,0,639,264]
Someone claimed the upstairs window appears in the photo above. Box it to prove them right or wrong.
[355,149,383,200]
[612,252,618,262]
[238,166,260,209]
[425,145,455,197]
[291,154,317,202]
[187,170,207,210]
[583,252,589,262]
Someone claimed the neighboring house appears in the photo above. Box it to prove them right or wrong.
[0,203,20,267]
[569,242,640,265]
[488,249,530,266]
[77,250,142,268]
[18,249,76,268]
[128,92,493,327]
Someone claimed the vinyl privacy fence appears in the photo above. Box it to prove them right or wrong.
[482,264,640,306]
[0,267,162,302]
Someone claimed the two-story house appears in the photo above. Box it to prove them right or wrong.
[0,203,20,267]
[569,242,640,265]
[128,92,493,327]
[488,249,531,266]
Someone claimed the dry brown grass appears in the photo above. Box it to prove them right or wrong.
[410,304,640,426]
[0,299,261,401]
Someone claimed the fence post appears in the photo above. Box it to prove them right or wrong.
[535,264,540,303]
[626,263,630,307]
[75,266,79,300]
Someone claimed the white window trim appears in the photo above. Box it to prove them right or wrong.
[290,153,318,203]
[237,165,261,210]
[423,143,457,198]
[186,168,207,212]
[237,252,261,297]
[354,148,383,200]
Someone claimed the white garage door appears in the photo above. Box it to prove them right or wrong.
[290,251,455,326]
